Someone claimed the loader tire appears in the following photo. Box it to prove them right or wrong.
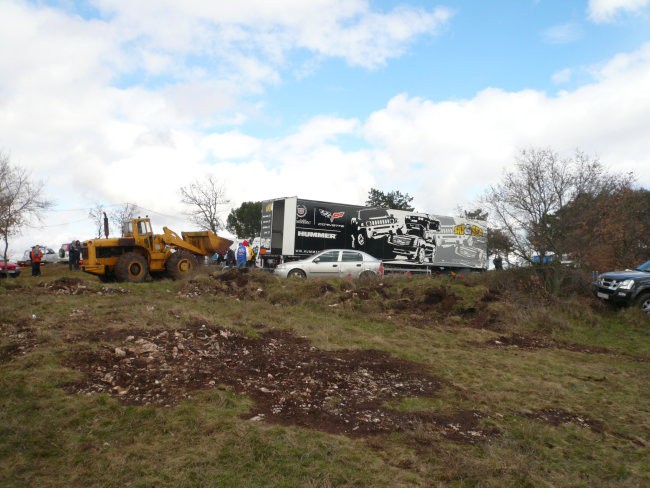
[166,251,199,280]
[115,252,148,283]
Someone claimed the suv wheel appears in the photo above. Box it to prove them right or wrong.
[635,293,650,315]
[415,247,425,264]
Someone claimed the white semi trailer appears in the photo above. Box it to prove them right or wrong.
[259,197,488,273]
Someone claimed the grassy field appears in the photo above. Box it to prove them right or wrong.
[1,264,648,487]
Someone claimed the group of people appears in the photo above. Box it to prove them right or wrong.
[212,240,261,269]
[213,248,237,267]
[236,240,255,269]
[27,240,82,277]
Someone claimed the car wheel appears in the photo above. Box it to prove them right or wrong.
[359,270,377,283]
[635,292,650,315]
[115,252,149,283]
[287,269,306,278]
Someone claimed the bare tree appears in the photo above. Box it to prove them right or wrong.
[88,204,107,238]
[110,203,139,236]
[482,147,632,265]
[0,152,53,268]
[179,175,229,232]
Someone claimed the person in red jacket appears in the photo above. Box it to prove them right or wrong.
[30,245,44,277]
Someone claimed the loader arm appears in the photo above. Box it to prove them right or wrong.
[161,227,233,256]
[161,227,205,255]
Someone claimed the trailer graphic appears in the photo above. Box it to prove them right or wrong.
[259,197,487,271]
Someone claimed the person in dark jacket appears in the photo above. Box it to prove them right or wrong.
[68,241,78,271]
[226,248,236,268]
[72,240,82,270]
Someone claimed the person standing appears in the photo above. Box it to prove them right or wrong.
[226,248,236,268]
[493,254,503,270]
[236,241,248,269]
[68,240,81,270]
[68,242,77,271]
[30,245,44,277]
[246,242,254,268]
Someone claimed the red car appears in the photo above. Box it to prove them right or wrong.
[0,260,21,278]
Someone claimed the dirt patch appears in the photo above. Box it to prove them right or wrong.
[63,324,494,441]
[466,310,504,331]
[0,319,38,363]
[37,277,128,296]
[524,408,605,433]
[178,270,270,300]
[479,333,615,354]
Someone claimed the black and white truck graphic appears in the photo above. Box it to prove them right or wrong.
[350,207,400,247]
[258,197,487,272]
[387,215,440,264]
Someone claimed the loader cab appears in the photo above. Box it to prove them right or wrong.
[122,218,153,238]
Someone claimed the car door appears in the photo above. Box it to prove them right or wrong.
[305,250,341,277]
[339,251,365,278]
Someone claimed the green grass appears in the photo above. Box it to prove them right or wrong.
[1,265,648,487]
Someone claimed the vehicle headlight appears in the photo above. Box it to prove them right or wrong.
[618,279,635,290]
[276,264,286,270]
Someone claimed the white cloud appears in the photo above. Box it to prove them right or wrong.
[552,68,573,84]
[588,0,650,22]
[92,0,453,70]
[542,23,582,44]
[1,1,649,261]
[363,43,650,214]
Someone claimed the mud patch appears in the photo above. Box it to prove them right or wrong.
[524,408,605,433]
[37,277,128,296]
[64,324,494,441]
[480,333,614,354]
[178,270,269,300]
[0,319,38,363]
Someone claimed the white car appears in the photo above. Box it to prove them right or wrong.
[21,246,59,264]
[274,249,383,279]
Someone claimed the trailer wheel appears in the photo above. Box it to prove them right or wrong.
[167,251,199,280]
[635,292,650,315]
[287,269,306,278]
[115,252,148,283]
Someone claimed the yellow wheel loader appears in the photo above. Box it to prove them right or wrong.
[81,217,233,282]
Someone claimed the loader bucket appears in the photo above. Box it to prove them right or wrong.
[181,231,233,255]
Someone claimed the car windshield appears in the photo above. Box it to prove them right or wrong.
[635,260,650,272]
[359,208,388,219]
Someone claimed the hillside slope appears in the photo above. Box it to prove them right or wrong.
[1,266,648,487]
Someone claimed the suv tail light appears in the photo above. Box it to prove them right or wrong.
[379,261,384,277]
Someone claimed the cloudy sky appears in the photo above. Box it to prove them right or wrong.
[1,0,649,257]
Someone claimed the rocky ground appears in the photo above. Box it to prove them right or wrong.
[2,275,635,444]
